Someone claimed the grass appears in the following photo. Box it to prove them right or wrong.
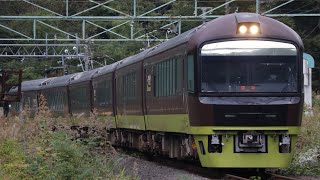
[0,94,132,179]
[284,96,320,176]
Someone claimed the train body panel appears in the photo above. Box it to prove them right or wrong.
[115,59,145,130]
[10,12,304,168]
[145,114,189,133]
[143,43,188,133]
[69,82,92,116]
[41,87,69,117]
[116,115,146,130]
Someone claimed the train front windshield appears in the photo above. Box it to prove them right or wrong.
[200,40,298,93]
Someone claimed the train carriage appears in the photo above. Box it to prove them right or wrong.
[10,78,49,116]
[184,13,303,168]
[143,36,187,133]
[40,74,79,117]
[114,51,150,131]
[69,68,101,117]
[92,63,118,128]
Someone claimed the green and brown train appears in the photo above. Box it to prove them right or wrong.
[10,13,303,168]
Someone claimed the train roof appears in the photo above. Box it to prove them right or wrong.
[116,48,152,69]
[145,28,197,58]
[23,78,52,91]
[113,30,196,68]
[109,13,303,68]
[41,72,83,89]
[9,78,49,93]
[93,62,119,78]
[69,67,102,85]
[187,13,303,50]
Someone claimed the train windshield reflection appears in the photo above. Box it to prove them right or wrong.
[200,40,298,93]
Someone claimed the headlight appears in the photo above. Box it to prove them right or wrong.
[249,25,259,35]
[237,23,261,35]
[238,25,247,34]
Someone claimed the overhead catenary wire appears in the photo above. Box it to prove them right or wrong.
[303,24,319,40]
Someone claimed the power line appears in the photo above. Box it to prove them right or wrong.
[287,2,313,14]
[303,24,319,40]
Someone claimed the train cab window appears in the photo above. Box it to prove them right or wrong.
[200,40,298,93]
[154,58,183,97]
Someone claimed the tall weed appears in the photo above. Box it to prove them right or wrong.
[0,94,129,179]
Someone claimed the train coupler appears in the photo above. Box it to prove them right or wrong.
[235,131,267,153]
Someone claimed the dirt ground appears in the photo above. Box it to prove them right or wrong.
[116,153,213,180]
[115,153,320,180]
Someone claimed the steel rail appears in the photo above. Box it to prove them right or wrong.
[267,173,300,180]
[224,174,250,180]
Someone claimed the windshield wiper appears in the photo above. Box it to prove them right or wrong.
[202,83,218,92]
[281,84,290,93]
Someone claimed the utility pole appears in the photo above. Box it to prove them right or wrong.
[61,55,67,75]
[84,39,92,71]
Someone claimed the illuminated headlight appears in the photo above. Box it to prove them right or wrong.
[237,23,261,35]
[238,25,247,34]
[249,25,259,34]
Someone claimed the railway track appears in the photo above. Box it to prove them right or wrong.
[266,173,300,180]
[224,173,300,180]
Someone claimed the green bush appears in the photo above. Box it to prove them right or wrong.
[26,130,129,179]
[0,139,28,179]
[0,127,129,179]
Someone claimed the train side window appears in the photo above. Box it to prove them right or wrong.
[187,55,195,92]
[53,91,56,110]
[154,57,183,97]
[56,92,59,110]
[164,61,168,96]
[168,60,171,95]
[176,58,182,94]
[171,58,175,96]
[159,63,163,96]
[156,65,159,97]
[122,72,136,101]
[106,79,112,105]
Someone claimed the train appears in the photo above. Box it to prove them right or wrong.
[9,12,303,168]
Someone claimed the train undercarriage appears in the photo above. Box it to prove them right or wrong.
[107,127,299,168]
[109,129,198,160]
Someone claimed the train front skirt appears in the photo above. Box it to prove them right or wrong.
[190,126,300,168]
